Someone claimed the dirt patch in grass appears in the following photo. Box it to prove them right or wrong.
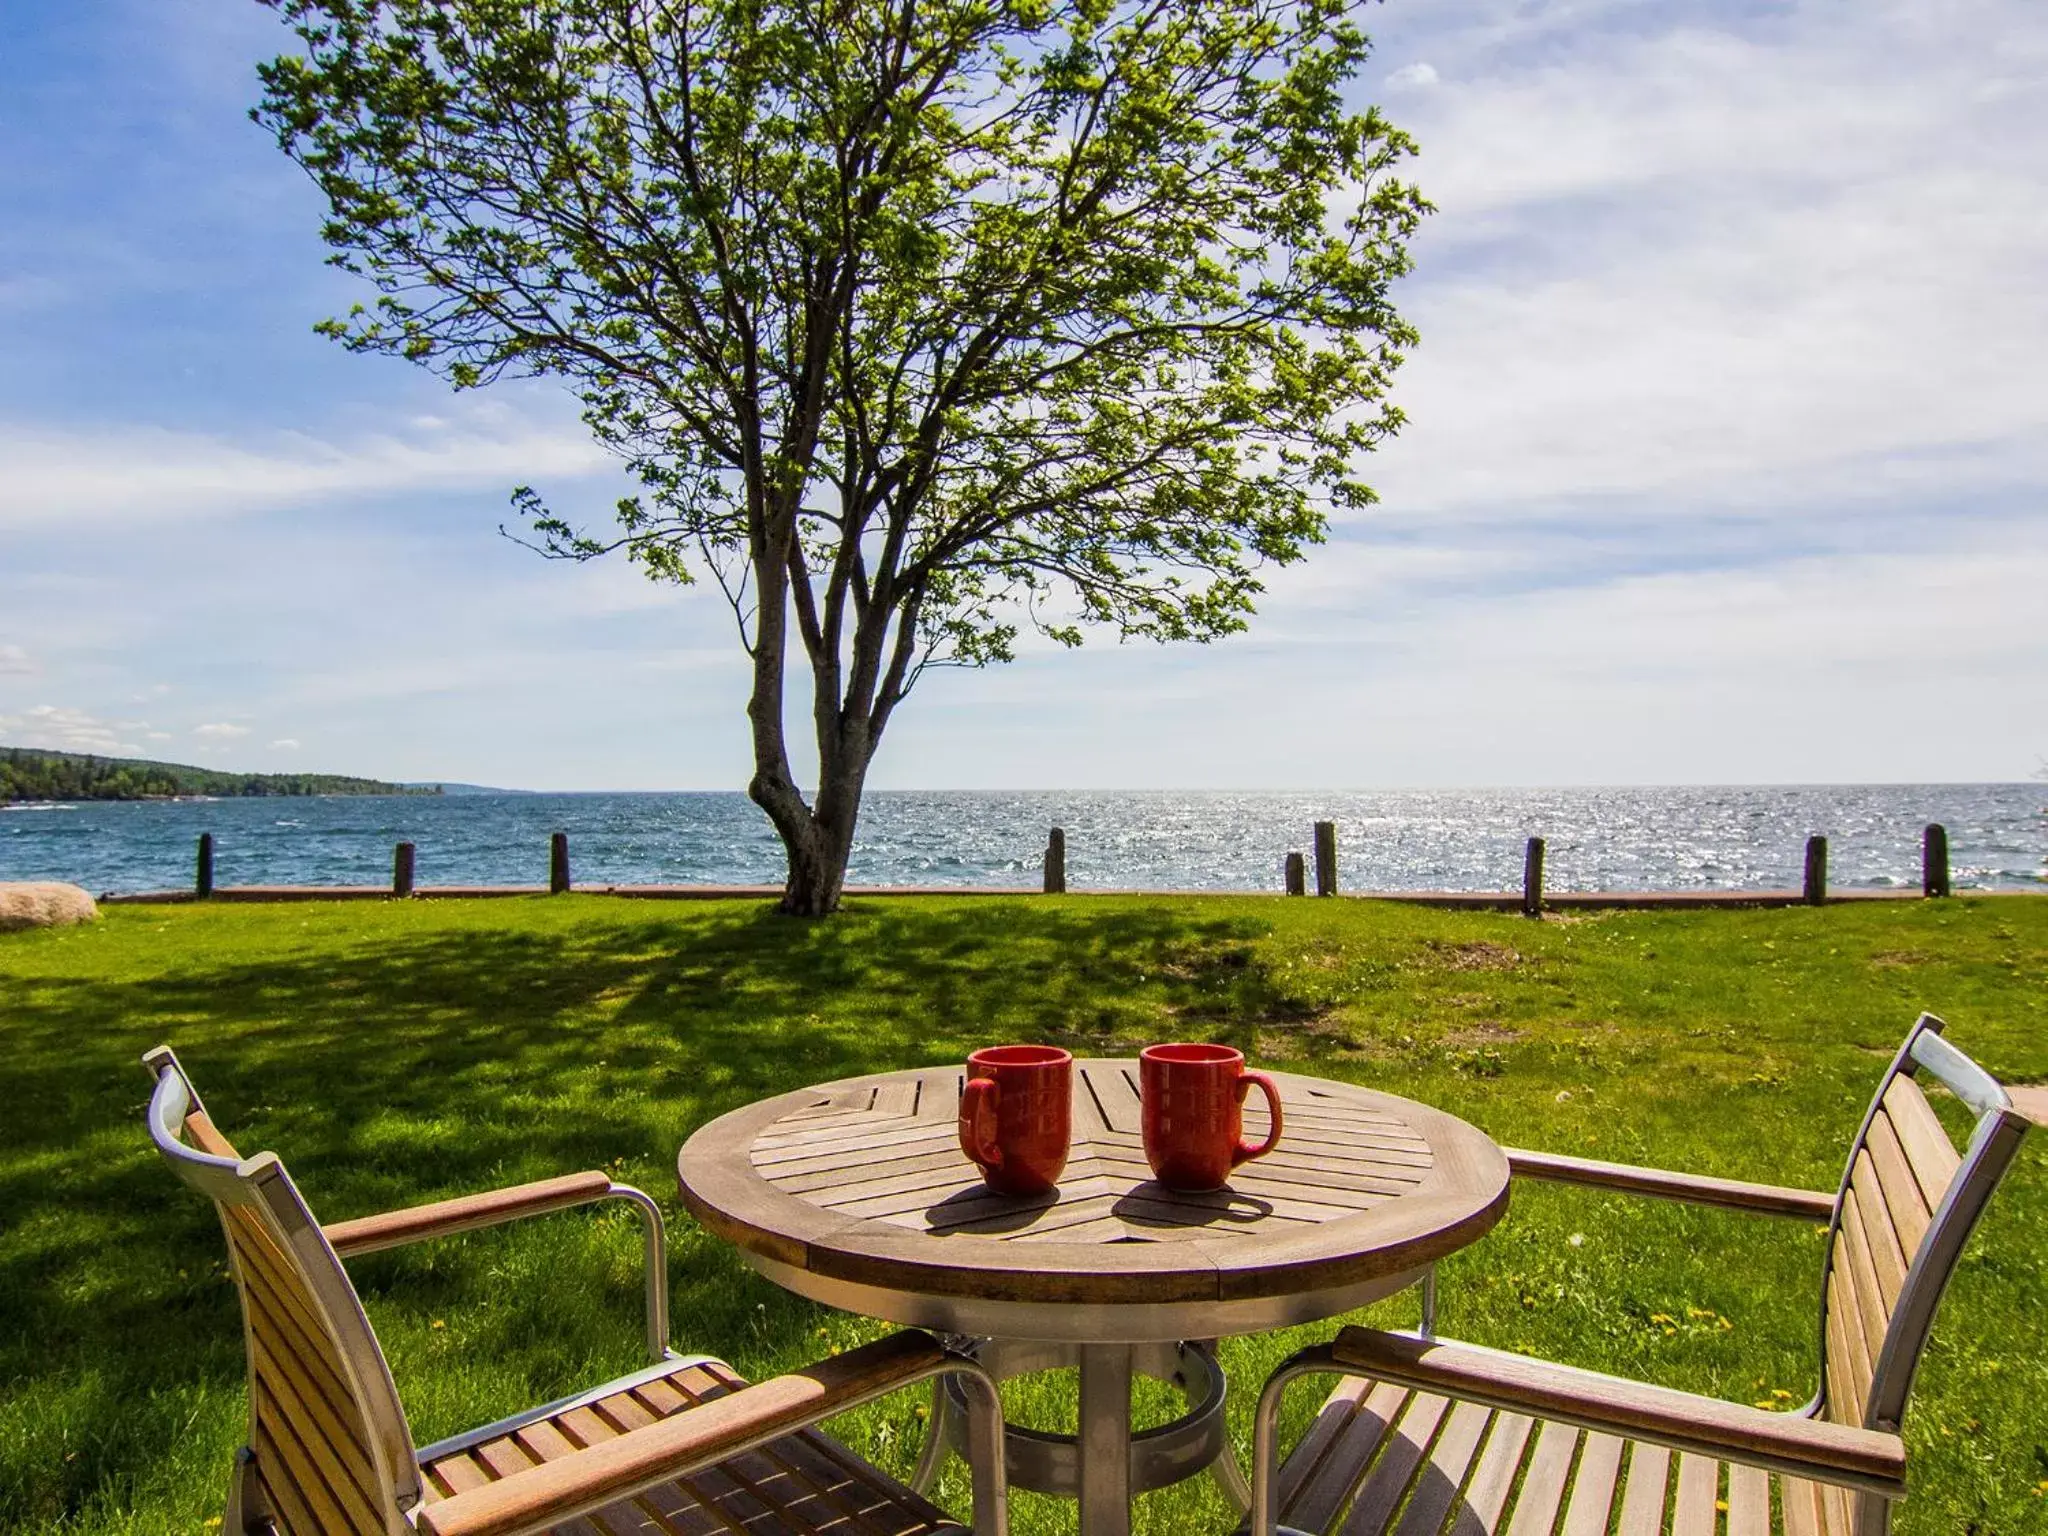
[1440,1021,1526,1048]
[1868,949,1931,968]
[1418,939,1523,972]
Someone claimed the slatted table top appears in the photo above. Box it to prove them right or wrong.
[678,1060,1508,1320]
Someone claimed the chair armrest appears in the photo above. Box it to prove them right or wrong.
[324,1171,628,1256]
[1328,1327,1905,1498]
[324,1172,672,1361]
[415,1331,956,1536]
[1504,1147,1837,1220]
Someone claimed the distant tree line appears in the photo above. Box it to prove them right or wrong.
[0,747,438,803]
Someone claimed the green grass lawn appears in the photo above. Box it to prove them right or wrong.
[2,894,2044,1534]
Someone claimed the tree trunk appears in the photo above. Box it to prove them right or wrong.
[745,603,875,916]
[749,748,867,915]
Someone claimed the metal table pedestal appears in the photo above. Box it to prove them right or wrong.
[916,1337,1252,1536]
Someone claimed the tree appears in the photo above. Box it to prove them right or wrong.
[258,0,1428,914]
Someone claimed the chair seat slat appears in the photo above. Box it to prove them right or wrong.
[1282,1381,1409,1533]
[1725,1461,1769,1536]
[1558,1432,1624,1536]
[1500,1421,1577,1536]
[1669,1452,1720,1536]
[1337,1391,1450,1536]
[1391,1400,1493,1536]
[1457,1411,1535,1533]
[1613,1442,1669,1536]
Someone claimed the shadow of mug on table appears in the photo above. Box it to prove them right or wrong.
[958,1044,1073,1196]
[1140,1042,1283,1192]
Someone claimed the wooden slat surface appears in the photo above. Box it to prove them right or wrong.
[1281,1381,1409,1534]
[679,1060,1510,1307]
[1338,1391,1449,1535]
[756,1062,1432,1237]
[1279,1370,1900,1535]
[222,1204,389,1535]
[1559,1433,1625,1536]
[1613,1442,1669,1536]
[420,1358,961,1536]
[1726,1461,1770,1536]
[1501,1421,1577,1536]
[1881,1077,1962,1211]
[1862,1113,1933,1262]
[1669,1452,1719,1536]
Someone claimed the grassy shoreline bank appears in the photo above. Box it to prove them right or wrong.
[2,896,2042,1533]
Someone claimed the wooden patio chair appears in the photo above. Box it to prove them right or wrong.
[143,1045,1008,1536]
[1247,1012,2029,1536]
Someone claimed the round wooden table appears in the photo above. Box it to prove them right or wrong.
[677,1059,1507,1536]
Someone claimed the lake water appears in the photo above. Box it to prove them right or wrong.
[2,785,2042,896]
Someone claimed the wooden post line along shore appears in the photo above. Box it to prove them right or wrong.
[123,820,1990,910]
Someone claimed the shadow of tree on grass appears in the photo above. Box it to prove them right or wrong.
[0,897,1301,1527]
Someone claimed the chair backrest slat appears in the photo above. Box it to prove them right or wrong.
[1860,1114,1932,1260]
[1817,1014,2029,1441]
[1879,1076,1961,1211]
[1842,1161,1906,1311]
[143,1047,422,1535]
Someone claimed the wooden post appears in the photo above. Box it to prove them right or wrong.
[1044,828,1067,895]
[1284,851,1306,896]
[1522,836,1546,918]
[550,831,571,894]
[1313,821,1338,897]
[195,833,214,899]
[1803,835,1828,906]
[1922,823,1950,899]
[393,841,416,898]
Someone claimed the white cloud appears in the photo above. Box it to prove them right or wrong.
[193,722,250,739]
[0,405,614,531]
[269,738,300,750]
[0,644,33,675]
[0,705,145,755]
[1386,62,1440,90]
[1356,0,2048,523]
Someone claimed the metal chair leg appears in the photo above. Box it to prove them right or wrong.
[909,1374,956,1493]
[1249,1344,1342,1536]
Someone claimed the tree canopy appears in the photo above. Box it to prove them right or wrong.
[259,0,1428,911]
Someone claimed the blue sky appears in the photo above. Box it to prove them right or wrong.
[1,0,2043,790]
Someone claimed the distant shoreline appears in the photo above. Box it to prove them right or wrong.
[1,744,440,804]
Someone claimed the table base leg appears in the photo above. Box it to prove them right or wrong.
[1078,1342,1133,1536]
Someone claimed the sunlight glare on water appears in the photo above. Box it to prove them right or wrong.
[2,785,2042,895]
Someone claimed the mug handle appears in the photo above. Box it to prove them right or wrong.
[1233,1071,1284,1166]
[959,1076,1003,1170]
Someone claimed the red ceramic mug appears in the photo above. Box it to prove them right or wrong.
[958,1045,1073,1196]
[1140,1043,1283,1191]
